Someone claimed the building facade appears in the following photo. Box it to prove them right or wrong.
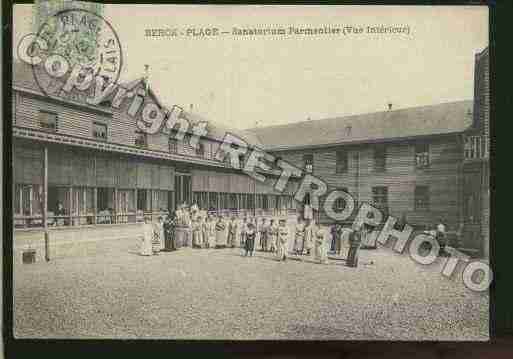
[12,61,296,244]
[461,47,490,258]
[12,48,489,257]
[251,101,473,235]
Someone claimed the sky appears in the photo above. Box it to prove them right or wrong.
[13,4,488,130]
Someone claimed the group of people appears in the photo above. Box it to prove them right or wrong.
[139,202,367,267]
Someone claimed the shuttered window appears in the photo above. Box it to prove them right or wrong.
[414,186,430,210]
[415,143,429,168]
[303,154,314,173]
[334,188,348,210]
[39,110,57,131]
[169,137,178,153]
[93,122,108,141]
[374,145,386,172]
[336,150,348,173]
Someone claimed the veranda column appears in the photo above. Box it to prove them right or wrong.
[42,146,50,261]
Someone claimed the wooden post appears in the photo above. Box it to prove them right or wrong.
[69,186,73,226]
[42,146,50,262]
[93,187,97,224]
[114,187,118,224]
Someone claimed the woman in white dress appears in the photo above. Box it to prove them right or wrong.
[140,217,153,256]
[303,219,315,256]
[206,216,217,249]
[293,218,306,255]
[313,224,329,264]
[215,215,228,248]
[276,218,290,261]
[192,217,203,248]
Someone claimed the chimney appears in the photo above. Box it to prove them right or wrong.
[388,103,393,111]
[144,64,150,93]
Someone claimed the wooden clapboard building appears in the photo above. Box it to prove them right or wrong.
[461,47,490,258]
[12,47,489,256]
[251,101,475,245]
[12,61,297,241]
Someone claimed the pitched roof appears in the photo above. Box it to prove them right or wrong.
[13,62,473,150]
[12,61,263,146]
[248,101,474,151]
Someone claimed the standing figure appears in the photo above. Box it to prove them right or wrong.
[436,218,447,255]
[201,215,209,248]
[215,215,227,248]
[152,217,163,255]
[227,216,238,248]
[206,215,217,249]
[240,217,248,248]
[313,224,329,264]
[184,207,193,247]
[163,215,177,251]
[268,219,278,253]
[303,219,314,255]
[244,222,256,256]
[334,223,343,255]
[256,217,263,251]
[294,218,306,255]
[140,217,154,256]
[192,217,203,248]
[260,218,269,251]
[347,224,363,267]
[276,218,289,261]
[330,223,338,253]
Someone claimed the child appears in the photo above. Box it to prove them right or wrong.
[245,222,256,257]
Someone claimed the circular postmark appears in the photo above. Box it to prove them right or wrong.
[27,8,122,101]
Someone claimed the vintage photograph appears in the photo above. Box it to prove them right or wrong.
[10,2,490,340]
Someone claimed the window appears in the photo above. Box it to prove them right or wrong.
[374,145,386,172]
[117,189,135,213]
[137,189,150,211]
[169,137,178,153]
[14,184,42,216]
[415,142,429,168]
[39,110,57,131]
[152,190,169,212]
[414,186,429,210]
[303,154,314,173]
[93,122,107,140]
[196,142,205,157]
[135,130,147,147]
[336,150,348,173]
[238,154,245,169]
[334,188,348,211]
[372,186,388,213]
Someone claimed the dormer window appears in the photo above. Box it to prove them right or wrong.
[303,154,313,173]
[135,130,147,147]
[93,122,107,141]
[39,110,57,131]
